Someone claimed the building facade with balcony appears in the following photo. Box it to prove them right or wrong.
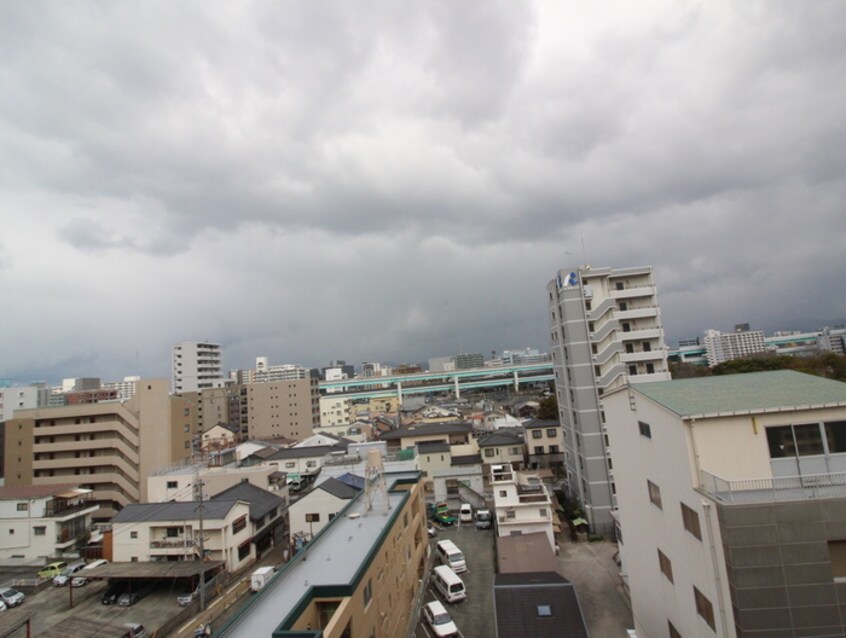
[491,464,556,553]
[172,341,228,393]
[522,419,564,475]
[0,484,98,561]
[605,370,846,638]
[547,265,670,534]
[5,380,194,520]
[111,499,254,572]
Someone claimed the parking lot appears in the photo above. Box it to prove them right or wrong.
[415,520,495,638]
[0,575,198,636]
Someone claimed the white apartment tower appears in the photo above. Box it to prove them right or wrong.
[172,341,226,393]
[703,328,767,367]
[547,265,670,534]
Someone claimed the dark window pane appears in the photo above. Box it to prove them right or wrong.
[766,426,793,458]
[793,423,824,456]
[825,421,846,454]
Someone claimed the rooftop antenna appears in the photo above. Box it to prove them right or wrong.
[364,449,391,514]
[580,232,587,267]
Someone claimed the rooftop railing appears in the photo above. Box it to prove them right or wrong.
[700,469,846,504]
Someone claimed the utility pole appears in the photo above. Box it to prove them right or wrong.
[194,459,207,612]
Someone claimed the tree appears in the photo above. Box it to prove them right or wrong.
[537,395,558,420]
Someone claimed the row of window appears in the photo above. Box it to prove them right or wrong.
[658,550,715,633]
[766,421,846,458]
[647,480,702,540]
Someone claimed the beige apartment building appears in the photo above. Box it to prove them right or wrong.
[244,378,319,441]
[5,379,193,520]
[217,469,428,638]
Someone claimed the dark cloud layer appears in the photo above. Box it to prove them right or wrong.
[0,1,845,384]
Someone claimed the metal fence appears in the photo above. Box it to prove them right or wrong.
[700,469,846,503]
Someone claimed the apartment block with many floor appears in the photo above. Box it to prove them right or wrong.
[5,379,193,520]
[548,265,670,534]
[605,370,846,637]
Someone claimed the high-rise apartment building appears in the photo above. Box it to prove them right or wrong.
[703,328,767,367]
[605,371,846,637]
[235,357,309,384]
[172,341,227,393]
[243,378,319,441]
[455,353,485,369]
[4,379,193,520]
[547,265,669,533]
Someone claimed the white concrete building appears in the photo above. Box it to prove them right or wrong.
[147,462,285,504]
[491,464,555,553]
[605,371,846,638]
[547,265,670,534]
[101,376,140,400]
[0,385,48,422]
[0,485,98,561]
[172,341,227,393]
[703,328,767,366]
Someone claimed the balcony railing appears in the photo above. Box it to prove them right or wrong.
[700,469,846,504]
[150,538,196,549]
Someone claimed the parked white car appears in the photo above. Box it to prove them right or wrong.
[0,588,24,607]
[422,600,461,637]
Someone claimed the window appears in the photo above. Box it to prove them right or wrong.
[681,503,702,540]
[825,421,846,453]
[499,490,507,497]
[506,510,515,519]
[238,542,250,561]
[485,449,495,458]
[130,531,138,539]
[638,421,652,438]
[166,527,181,538]
[306,461,316,468]
[184,441,190,449]
[625,343,634,354]
[658,549,674,583]
[643,342,651,352]
[403,512,408,528]
[622,322,631,332]
[647,480,662,509]
[167,481,178,489]
[828,540,846,579]
[628,365,637,376]
[546,428,557,438]
[184,424,190,432]
[646,363,655,374]
[668,621,682,638]
[534,446,544,454]
[510,447,521,455]
[694,587,715,631]
[16,503,28,512]
[34,526,46,536]
[232,515,248,534]
[285,462,296,468]
[539,508,547,518]
[363,579,372,607]
[305,513,320,523]
[532,430,543,439]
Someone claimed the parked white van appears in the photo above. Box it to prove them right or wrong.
[459,503,472,523]
[432,565,466,603]
[436,539,466,574]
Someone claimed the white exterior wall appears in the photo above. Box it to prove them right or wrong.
[288,490,349,540]
[111,502,253,572]
[147,465,278,503]
[605,390,733,637]
[0,386,47,422]
[0,497,98,561]
[491,466,555,551]
[481,445,524,466]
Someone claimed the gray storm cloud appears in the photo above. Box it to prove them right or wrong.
[0,1,844,383]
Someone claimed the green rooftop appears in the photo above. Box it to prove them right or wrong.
[632,370,846,417]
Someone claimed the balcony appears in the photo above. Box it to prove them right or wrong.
[609,285,655,300]
[619,328,662,341]
[620,350,664,363]
[700,470,846,504]
[615,306,659,321]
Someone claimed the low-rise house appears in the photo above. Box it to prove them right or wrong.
[493,572,588,638]
[491,464,556,553]
[522,419,565,475]
[478,432,525,469]
[202,423,241,452]
[379,421,473,454]
[0,484,98,561]
[210,481,286,559]
[288,477,361,542]
[111,499,253,572]
[245,444,347,484]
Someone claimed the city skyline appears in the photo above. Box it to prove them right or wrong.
[1,2,845,385]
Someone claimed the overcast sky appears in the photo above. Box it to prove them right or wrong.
[1,1,845,385]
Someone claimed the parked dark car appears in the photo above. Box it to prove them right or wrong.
[102,581,128,605]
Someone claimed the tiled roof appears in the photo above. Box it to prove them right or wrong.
[210,481,284,521]
[632,370,846,417]
[493,571,588,638]
[379,422,473,440]
[523,419,560,429]
[0,484,78,500]
[478,432,523,447]
[317,477,360,500]
[112,500,241,523]
[451,454,482,466]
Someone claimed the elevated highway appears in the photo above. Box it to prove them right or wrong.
[318,361,553,400]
